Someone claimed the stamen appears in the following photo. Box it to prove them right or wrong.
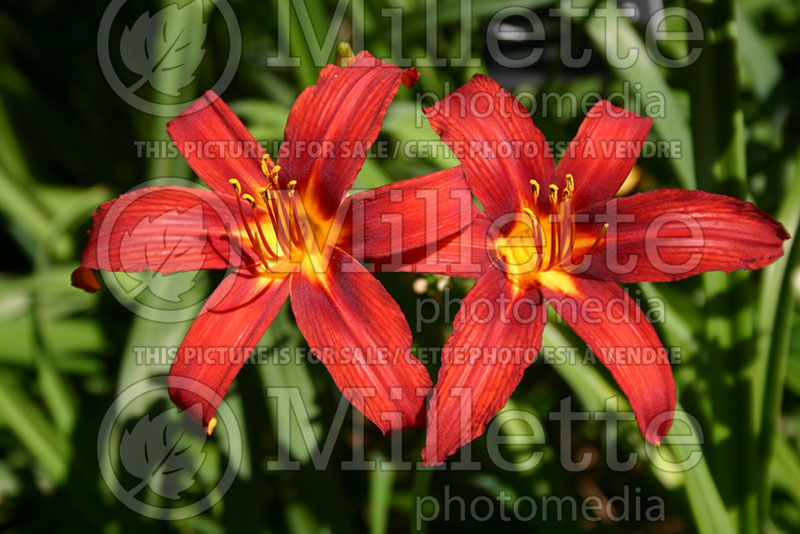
[547,218,559,271]
[585,224,609,256]
[245,189,278,261]
[230,180,272,267]
[269,165,282,187]
[559,196,575,264]
[529,179,540,201]
[522,207,537,223]
[288,187,306,249]
[261,189,285,249]
[548,184,559,205]
[260,154,271,178]
[565,173,575,198]
[513,172,603,273]
[526,179,542,224]
[229,170,305,267]
[275,189,299,250]
[522,207,544,238]
[545,185,560,271]
[262,187,293,254]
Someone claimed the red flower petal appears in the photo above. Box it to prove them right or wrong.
[290,249,432,433]
[169,272,290,429]
[582,189,790,282]
[166,91,272,199]
[423,74,556,218]
[78,186,248,273]
[377,212,494,277]
[71,266,100,293]
[557,100,652,212]
[278,51,418,222]
[541,277,676,444]
[423,267,547,465]
[338,166,475,263]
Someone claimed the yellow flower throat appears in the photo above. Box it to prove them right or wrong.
[495,174,607,282]
[229,155,307,272]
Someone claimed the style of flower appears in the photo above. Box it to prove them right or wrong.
[418,74,790,465]
[73,52,474,434]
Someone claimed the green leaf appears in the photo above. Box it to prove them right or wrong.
[561,0,696,189]
[119,406,207,500]
[0,371,70,481]
[368,454,397,534]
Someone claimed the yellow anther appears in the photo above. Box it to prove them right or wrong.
[269,165,282,186]
[206,417,218,436]
[229,178,242,195]
[261,186,277,204]
[564,174,575,201]
[241,193,256,207]
[287,180,297,191]
[523,207,537,223]
[529,179,540,200]
[549,184,559,203]
[565,173,575,192]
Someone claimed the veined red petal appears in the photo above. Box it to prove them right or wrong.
[78,186,249,273]
[167,91,272,199]
[377,212,494,277]
[423,267,547,465]
[582,189,790,282]
[290,249,432,433]
[279,51,418,222]
[557,100,652,212]
[169,272,290,429]
[338,166,475,263]
[423,74,556,219]
[541,278,676,444]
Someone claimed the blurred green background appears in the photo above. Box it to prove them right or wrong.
[0,0,799,532]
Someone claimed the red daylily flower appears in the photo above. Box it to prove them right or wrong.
[416,74,790,465]
[73,52,475,434]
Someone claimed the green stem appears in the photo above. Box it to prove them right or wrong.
[758,200,800,520]
[688,0,757,531]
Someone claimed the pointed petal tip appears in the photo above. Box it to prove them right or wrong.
[374,399,426,436]
[168,385,214,429]
[777,222,791,241]
[401,67,419,89]
[71,266,100,293]
[644,411,675,445]
[420,449,444,468]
